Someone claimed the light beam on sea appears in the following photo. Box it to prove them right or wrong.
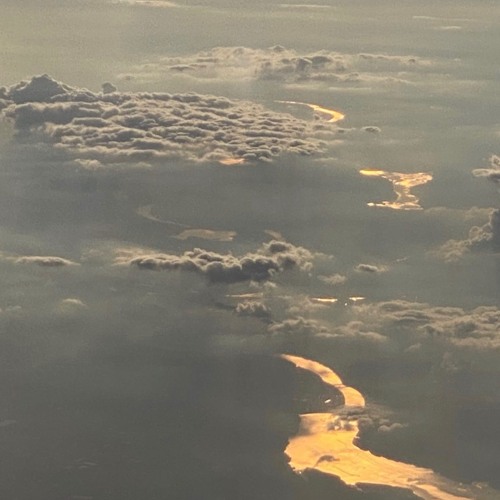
[360,169,432,210]
[280,354,488,500]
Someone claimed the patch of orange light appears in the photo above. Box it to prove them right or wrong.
[348,296,366,303]
[281,354,364,407]
[360,169,432,210]
[277,100,345,123]
[280,354,484,500]
[311,297,338,304]
[226,292,264,300]
[219,158,245,166]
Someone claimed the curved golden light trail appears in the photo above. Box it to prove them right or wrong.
[360,169,433,210]
[280,354,483,500]
[277,100,345,123]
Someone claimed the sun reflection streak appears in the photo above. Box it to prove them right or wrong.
[280,354,479,500]
[311,297,339,305]
[219,158,245,166]
[360,169,433,210]
[277,100,345,123]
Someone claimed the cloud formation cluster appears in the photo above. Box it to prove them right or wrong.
[473,154,500,185]
[117,239,317,284]
[265,298,500,369]
[1,75,330,165]
[123,45,431,87]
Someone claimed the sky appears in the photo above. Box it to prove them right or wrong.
[0,0,499,499]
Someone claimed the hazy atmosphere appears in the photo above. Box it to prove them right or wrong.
[0,1,499,499]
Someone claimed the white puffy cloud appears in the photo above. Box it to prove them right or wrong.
[1,75,334,165]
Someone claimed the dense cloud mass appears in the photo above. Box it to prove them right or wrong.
[117,239,317,283]
[122,45,433,87]
[1,75,331,165]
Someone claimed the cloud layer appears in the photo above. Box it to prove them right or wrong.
[122,45,432,87]
[1,74,332,165]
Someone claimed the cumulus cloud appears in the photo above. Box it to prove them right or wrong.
[121,46,432,87]
[1,74,332,165]
[354,263,389,273]
[116,239,318,284]
[13,255,78,267]
[318,273,347,286]
[350,300,500,352]
[430,209,499,262]
[57,298,88,314]
[235,301,271,320]
[268,316,328,337]
[473,155,500,185]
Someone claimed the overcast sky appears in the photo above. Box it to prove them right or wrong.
[0,1,499,499]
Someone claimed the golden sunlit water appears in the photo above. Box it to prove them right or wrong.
[360,169,433,210]
[311,297,339,304]
[225,292,264,299]
[280,354,483,500]
[277,100,345,123]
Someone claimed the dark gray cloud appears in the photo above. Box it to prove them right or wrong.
[117,239,317,284]
[1,75,332,165]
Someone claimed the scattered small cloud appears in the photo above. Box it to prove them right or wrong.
[235,301,271,320]
[318,273,347,286]
[473,155,500,185]
[13,255,79,267]
[354,263,389,274]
